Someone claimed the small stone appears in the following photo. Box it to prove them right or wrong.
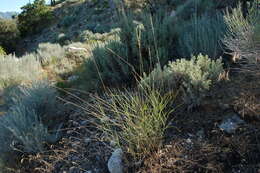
[81,120,88,126]
[170,10,176,17]
[110,140,116,147]
[84,138,91,144]
[196,129,205,140]
[68,75,79,82]
[219,114,245,134]
[186,138,192,143]
[69,166,79,173]
[219,103,230,110]
[108,148,123,173]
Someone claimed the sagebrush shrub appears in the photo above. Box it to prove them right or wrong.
[0,81,60,155]
[36,43,66,66]
[60,16,75,28]
[141,54,224,108]
[80,40,130,91]
[0,54,42,89]
[177,13,227,59]
[119,10,176,68]
[79,10,177,91]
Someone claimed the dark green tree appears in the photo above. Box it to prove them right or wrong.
[0,19,20,53]
[17,0,53,37]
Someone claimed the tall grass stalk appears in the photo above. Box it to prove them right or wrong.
[86,88,176,160]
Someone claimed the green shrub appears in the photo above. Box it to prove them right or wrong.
[0,19,20,53]
[176,13,227,59]
[0,54,42,90]
[119,10,176,68]
[79,28,120,43]
[80,40,130,91]
[172,0,220,20]
[123,0,170,10]
[36,43,66,66]
[141,54,224,108]
[0,46,6,56]
[60,16,75,28]
[0,82,60,155]
[18,0,53,36]
[89,88,175,160]
[79,10,177,91]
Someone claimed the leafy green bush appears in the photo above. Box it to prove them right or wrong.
[0,54,42,90]
[0,82,60,156]
[18,0,53,36]
[176,13,227,59]
[89,88,175,160]
[0,19,20,53]
[36,43,66,66]
[141,54,224,108]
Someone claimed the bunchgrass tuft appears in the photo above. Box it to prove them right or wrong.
[87,88,176,160]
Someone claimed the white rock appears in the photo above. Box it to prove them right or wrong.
[67,46,87,52]
[107,148,123,173]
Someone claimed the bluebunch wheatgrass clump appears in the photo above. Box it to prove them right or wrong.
[87,88,176,160]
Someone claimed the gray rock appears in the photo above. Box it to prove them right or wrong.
[84,138,91,144]
[170,10,176,18]
[69,166,79,173]
[110,140,117,147]
[107,148,123,173]
[196,129,205,140]
[68,75,79,82]
[219,114,245,133]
